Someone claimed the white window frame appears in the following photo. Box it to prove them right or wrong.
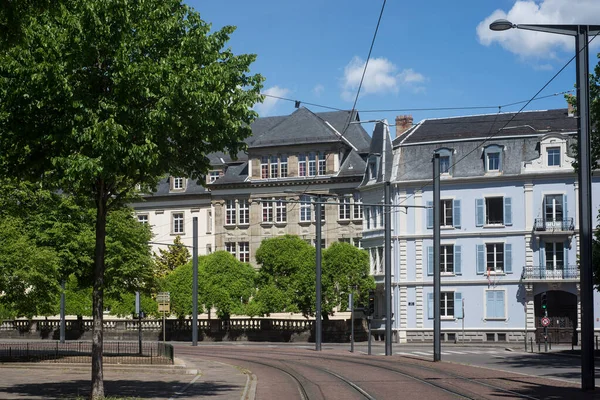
[545,242,564,270]
[441,291,455,318]
[487,152,500,171]
[441,199,453,227]
[486,243,504,273]
[338,196,351,220]
[318,152,326,175]
[206,209,213,233]
[172,212,185,234]
[173,177,185,190]
[298,153,306,177]
[208,171,220,183]
[280,155,288,177]
[261,156,269,179]
[308,152,316,177]
[225,199,236,226]
[547,146,561,167]
[238,242,250,263]
[137,214,148,225]
[262,199,273,223]
[275,198,286,223]
[238,199,250,225]
[299,195,311,222]
[225,242,236,257]
[270,155,278,178]
[441,244,454,274]
[545,194,563,223]
[353,193,363,220]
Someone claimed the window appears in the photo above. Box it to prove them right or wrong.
[208,171,220,183]
[137,214,148,224]
[270,155,278,178]
[548,147,560,166]
[367,155,379,180]
[206,209,213,233]
[262,199,273,222]
[440,156,450,174]
[372,207,378,228]
[377,247,384,273]
[225,242,236,257]
[238,242,250,263]
[339,238,351,244]
[486,243,504,273]
[238,199,249,225]
[545,242,564,270]
[173,177,185,190]
[428,292,463,319]
[298,153,306,177]
[318,152,326,175]
[172,212,184,234]
[487,152,500,171]
[261,156,269,179]
[485,290,506,319]
[353,237,362,248]
[427,199,461,229]
[379,206,384,227]
[308,152,316,176]
[545,194,563,223]
[313,238,325,249]
[441,245,454,273]
[339,196,351,220]
[206,244,212,254]
[280,155,288,177]
[353,193,363,219]
[300,195,311,222]
[365,207,371,229]
[226,200,236,225]
[275,199,286,223]
[427,245,462,275]
[476,196,511,226]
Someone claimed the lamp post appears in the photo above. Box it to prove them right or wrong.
[490,20,600,391]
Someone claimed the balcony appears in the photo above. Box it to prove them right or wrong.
[533,218,574,236]
[522,265,579,280]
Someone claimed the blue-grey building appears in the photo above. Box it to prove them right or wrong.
[361,108,600,344]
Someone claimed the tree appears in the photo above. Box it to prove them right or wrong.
[154,236,191,278]
[322,242,375,316]
[255,235,315,316]
[0,2,263,397]
[162,260,201,318]
[199,251,257,319]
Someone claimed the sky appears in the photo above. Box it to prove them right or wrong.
[187,0,600,136]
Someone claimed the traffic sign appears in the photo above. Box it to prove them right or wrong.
[541,316,550,327]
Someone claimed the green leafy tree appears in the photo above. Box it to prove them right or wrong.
[162,261,202,318]
[154,236,191,278]
[199,251,257,319]
[322,242,375,315]
[255,235,315,316]
[0,1,262,397]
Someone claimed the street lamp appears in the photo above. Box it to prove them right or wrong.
[490,19,600,391]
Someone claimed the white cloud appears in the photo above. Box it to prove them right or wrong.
[255,86,290,117]
[477,0,600,58]
[341,56,426,101]
[312,84,325,97]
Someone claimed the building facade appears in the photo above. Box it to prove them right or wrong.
[362,108,600,343]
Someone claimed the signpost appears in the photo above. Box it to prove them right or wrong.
[156,292,170,343]
[541,316,550,327]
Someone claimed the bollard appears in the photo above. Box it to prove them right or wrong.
[530,338,534,353]
[538,340,541,352]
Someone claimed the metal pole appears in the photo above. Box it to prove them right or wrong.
[192,217,198,346]
[350,291,354,353]
[575,27,595,391]
[433,153,441,361]
[315,196,322,351]
[462,298,465,344]
[384,181,392,356]
[162,311,166,344]
[136,291,142,355]
[368,317,372,355]
[60,280,65,344]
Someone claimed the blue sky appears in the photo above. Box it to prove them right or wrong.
[187,0,600,135]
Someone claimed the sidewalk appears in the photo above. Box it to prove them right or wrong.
[0,357,252,400]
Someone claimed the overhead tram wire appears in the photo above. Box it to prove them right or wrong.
[395,32,600,209]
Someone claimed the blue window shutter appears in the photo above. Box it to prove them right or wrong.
[476,199,484,227]
[426,201,433,229]
[454,245,462,275]
[486,291,495,319]
[539,240,545,268]
[453,199,461,228]
[476,244,485,274]
[496,291,505,319]
[504,197,512,226]
[427,246,434,276]
[504,243,512,274]
[563,194,568,220]
[564,241,569,268]
[427,292,434,319]
[542,196,546,222]
[454,292,463,319]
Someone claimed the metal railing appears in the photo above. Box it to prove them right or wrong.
[0,341,173,364]
[522,264,579,280]
[533,218,574,232]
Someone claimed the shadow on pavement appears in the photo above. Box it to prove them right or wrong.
[0,379,242,399]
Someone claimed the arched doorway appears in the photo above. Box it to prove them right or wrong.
[535,290,577,345]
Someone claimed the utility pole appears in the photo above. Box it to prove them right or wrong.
[384,181,392,356]
[315,196,322,351]
[192,217,198,346]
[433,153,441,362]
[60,280,65,344]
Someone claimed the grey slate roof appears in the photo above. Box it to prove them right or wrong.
[360,121,393,186]
[394,108,576,146]
[152,177,208,196]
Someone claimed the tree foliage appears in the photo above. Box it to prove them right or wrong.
[154,236,190,278]
[162,261,198,318]
[0,1,263,396]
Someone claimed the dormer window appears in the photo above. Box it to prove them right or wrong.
[171,177,185,191]
[435,148,453,176]
[547,147,560,166]
[483,145,503,173]
[367,155,379,180]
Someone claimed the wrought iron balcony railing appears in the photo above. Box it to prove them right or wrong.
[522,264,579,280]
[533,218,574,232]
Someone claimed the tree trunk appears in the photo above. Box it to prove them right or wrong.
[91,183,108,399]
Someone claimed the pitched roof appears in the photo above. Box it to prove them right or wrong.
[394,108,577,146]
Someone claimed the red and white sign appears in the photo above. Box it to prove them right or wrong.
[541,316,550,327]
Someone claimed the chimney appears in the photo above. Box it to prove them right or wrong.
[567,101,575,117]
[395,115,413,138]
